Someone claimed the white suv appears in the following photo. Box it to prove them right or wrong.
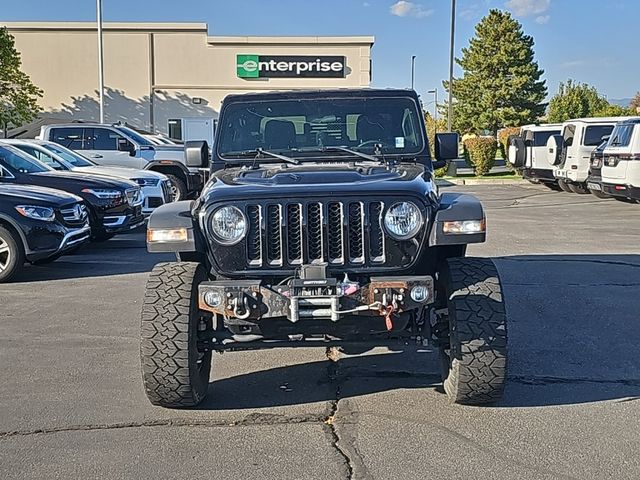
[39,123,206,200]
[600,118,640,203]
[508,124,562,189]
[546,117,629,194]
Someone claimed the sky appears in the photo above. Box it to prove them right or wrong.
[2,0,638,105]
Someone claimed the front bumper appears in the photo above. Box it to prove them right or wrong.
[198,276,435,323]
[24,222,91,262]
[101,207,146,233]
[140,183,168,216]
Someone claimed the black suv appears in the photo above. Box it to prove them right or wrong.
[0,184,90,282]
[142,89,508,408]
[0,145,144,240]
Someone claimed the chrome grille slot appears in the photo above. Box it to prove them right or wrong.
[306,202,324,263]
[287,204,303,265]
[246,205,262,265]
[60,204,87,226]
[327,202,344,264]
[368,202,385,263]
[266,204,282,265]
[347,202,365,264]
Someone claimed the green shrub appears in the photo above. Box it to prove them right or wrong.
[463,136,498,176]
[497,127,520,172]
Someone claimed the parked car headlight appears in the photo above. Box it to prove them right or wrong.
[384,202,423,240]
[15,205,56,222]
[81,188,123,200]
[125,188,143,206]
[133,178,160,187]
[210,206,247,245]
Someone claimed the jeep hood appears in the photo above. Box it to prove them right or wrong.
[200,163,436,205]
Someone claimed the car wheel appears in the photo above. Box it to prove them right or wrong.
[558,180,572,192]
[0,226,25,283]
[166,175,187,201]
[568,183,590,194]
[140,262,212,407]
[589,189,610,199]
[437,257,507,405]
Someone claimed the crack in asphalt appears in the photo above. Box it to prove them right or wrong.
[0,413,326,439]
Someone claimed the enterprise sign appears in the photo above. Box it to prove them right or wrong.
[237,55,346,79]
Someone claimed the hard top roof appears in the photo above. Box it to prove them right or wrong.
[223,88,421,103]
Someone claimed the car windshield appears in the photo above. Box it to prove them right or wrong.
[217,96,425,160]
[0,145,52,174]
[40,142,95,167]
[115,126,155,147]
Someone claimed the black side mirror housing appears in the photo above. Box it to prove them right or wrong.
[117,138,136,156]
[434,132,459,162]
[185,140,210,168]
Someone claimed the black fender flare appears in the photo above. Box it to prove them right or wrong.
[429,193,486,246]
[146,200,201,253]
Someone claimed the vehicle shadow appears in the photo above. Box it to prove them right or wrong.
[11,231,174,283]
[199,254,640,409]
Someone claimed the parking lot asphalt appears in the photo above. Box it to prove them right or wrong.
[1,183,640,480]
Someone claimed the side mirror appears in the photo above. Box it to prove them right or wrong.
[601,134,611,142]
[185,140,210,168]
[117,138,136,156]
[434,132,459,162]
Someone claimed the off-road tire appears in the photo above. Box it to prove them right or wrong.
[438,257,507,405]
[140,262,212,407]
[166,175,187,202]
[558,179,572,193]
[0,226,25,283]
[589,189,610,199]
[568,183,590,194]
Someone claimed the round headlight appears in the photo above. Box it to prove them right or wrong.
[384,202,423,240]
[210,206,247,245]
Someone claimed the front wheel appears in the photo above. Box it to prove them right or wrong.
[166,175,187,202]
[0,226,25,283]
[140,262,212,407]
[568,183,590,194]
[437,257,507,405]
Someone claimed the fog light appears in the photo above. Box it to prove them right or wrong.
[410,285,429,303]
[147,227,188,243]
[204,291,223,308]
[442,219,486,234]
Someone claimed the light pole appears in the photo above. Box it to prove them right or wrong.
[427,89,438,121]
[447,0,456,132]
[411,55,416,90]
[96,0,105,123]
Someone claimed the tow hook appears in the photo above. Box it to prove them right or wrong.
[230,296,251,320]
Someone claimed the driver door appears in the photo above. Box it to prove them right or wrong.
[86,127,144,169]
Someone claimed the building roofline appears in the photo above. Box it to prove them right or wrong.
[208,35,375,46]
[0,22,208,32]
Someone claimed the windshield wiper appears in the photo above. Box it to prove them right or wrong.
[318,146,383,163]
[223,148,300,165]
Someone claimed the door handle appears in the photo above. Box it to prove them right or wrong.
[90,154,103,159]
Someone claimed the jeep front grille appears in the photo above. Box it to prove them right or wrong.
[241,200,386,268]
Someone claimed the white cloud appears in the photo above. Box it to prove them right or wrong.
[389,1,434,18]
[535,14,550,24]
[505,0,550,17]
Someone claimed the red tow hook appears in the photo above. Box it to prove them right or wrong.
[384,305,395,331]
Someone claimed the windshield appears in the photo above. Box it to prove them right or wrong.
[115,126,155,147]
[0,145,52,174]
[40,142,95,167]
[217,96,425,159]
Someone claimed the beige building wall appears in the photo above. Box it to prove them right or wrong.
[2,22,373,136]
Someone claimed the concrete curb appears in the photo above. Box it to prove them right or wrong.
[436,178,529,186]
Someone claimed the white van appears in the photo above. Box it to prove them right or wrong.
[600,118,640,203]
[547,117,629,194]
[508,124,562,189]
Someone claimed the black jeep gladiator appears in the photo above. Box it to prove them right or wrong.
[141,89,507,407]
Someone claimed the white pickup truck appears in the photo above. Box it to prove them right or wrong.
[39,123,207,200]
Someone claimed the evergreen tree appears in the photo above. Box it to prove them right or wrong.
[444,9,547,134]
[0,28,43,134]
